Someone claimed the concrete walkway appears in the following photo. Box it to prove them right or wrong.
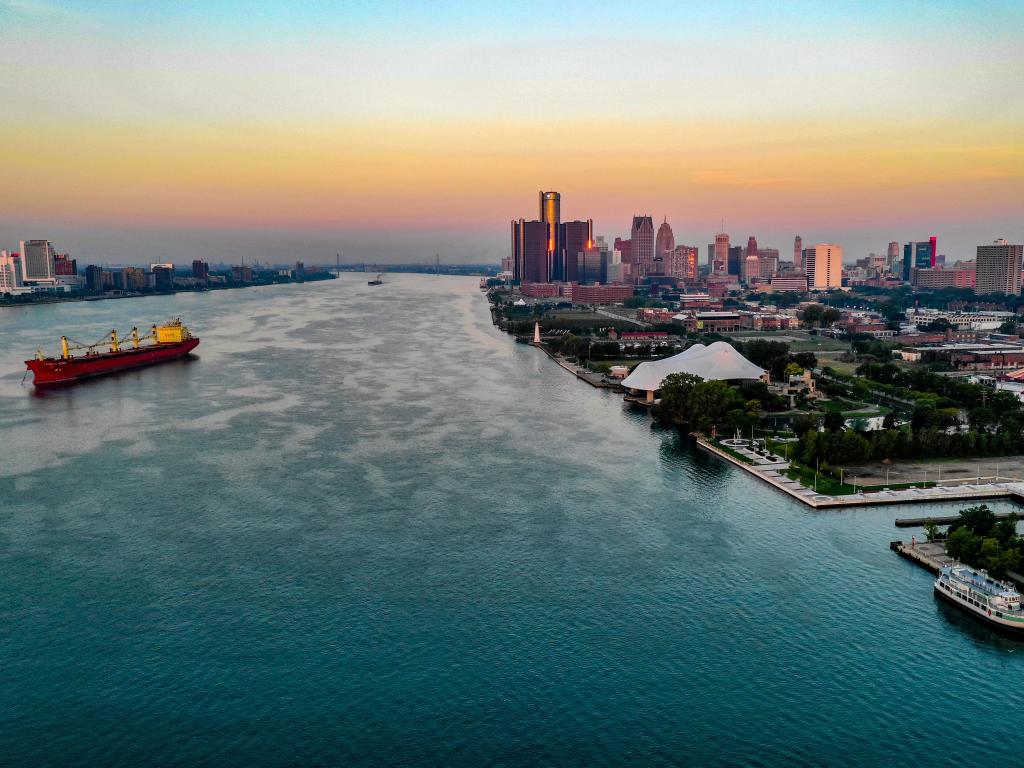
[696,436,1023,509]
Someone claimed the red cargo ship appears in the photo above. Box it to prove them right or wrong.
[25,319,200,387]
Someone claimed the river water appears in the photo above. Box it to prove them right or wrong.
[1,274,1020,766]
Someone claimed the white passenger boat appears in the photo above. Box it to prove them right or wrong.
[934,563,1024,634]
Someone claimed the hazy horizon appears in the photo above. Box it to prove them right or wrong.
[2,0,1022,265]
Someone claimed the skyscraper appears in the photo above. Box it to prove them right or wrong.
[19,239,56,282]
[560,219,593,282]
[743,253,760,284]
[667,245,699,283]
[0,250,23,293]
[803,247,814,285]
[655,217,675,258]
[759,248,779,279]
[576,245,606,284]
[793,236,802,272]
[631,216,655,278]
[807,243,843,289]
[539,191,560,280]
[975,239,1024,295]
[728,246,743,277]
[714,232,730,274]
[511,218,548,283]
[743,236,759,283]
[902,239,936,282]
[887,240,900,267]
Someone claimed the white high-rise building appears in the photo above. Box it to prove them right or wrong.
[0,250,24,293]
[19,239,56,282]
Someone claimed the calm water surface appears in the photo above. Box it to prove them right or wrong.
[1,275,1021,766]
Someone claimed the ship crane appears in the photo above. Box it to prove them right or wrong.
[60,326,157,358]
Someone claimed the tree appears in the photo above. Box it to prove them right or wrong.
[784,362,804,378]
[998,318,1019,335]
[945,526,981,562]
[923,520,941,542]
[955,504,997,538]
[656,373,703,424]
[823,411,846,432]
[801,304,825,326]
[791,352,818,370]
[688,380,744,433]
[993,513,1019,546]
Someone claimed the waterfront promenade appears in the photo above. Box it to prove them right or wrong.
[696,436,1023,509]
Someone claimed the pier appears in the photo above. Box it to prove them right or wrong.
[895,511,1018,527]
[890,539,950,574]
[890,539,1024,590]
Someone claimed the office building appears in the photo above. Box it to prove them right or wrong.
[631,216,655,278]
[759,248,780,279]
[153,265,174,290]
[793,236,802,272]
[714,232,730,274]
[577,245,606,284]
[19,239,56,282]
[728,245,743,277]
[743,253,760,283]
[85,264,106,292]
[192,260,210,281]
[511,218,549,283]
[655,217,675,258]
[913,266,976,290]
[53,253,76,276]
[976,239,1024,295]
[560,219,593,283]
[666,245,699,283]
[902,238,936,282]
[123,267,148,291]
[0,250,23,293]
[539,191,560,281]
[806,243,843,289]
[746,236,758,258]
[887,241,900,266]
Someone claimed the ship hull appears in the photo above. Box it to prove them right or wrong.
[934,581,1024,635]
[25,338,200,386]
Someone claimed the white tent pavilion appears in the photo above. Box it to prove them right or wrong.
[621,341,768,402]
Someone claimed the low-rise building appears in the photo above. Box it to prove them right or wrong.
[673,310,743,333]
[563,284,634,305]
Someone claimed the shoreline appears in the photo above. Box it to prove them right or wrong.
[0,274,337,309]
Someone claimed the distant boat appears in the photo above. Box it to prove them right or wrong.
[367,273,384,286]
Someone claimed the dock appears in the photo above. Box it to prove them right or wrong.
[895,512,1018,527]
[890,539,1024,589]
[890,539,950,574]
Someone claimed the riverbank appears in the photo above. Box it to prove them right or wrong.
[0,273,337,308]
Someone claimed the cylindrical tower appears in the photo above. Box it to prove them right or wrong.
[539,191,561,281]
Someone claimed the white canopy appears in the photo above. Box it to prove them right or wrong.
[621,341,765,392]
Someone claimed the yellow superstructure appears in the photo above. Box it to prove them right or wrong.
[154,319,193,344]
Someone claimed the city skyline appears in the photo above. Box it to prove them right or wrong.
[1,0,1023,263]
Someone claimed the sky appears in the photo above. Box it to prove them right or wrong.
[1,0,1022,265]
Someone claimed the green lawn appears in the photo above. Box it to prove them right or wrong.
[784,463,937,495]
